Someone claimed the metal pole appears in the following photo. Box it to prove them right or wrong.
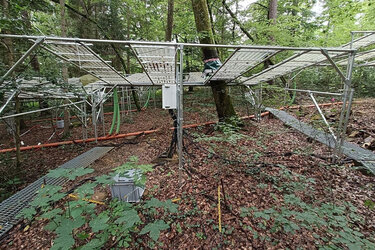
[92,94,98,143]
[153,87,156,108]
[84,100,87,140]
[335,50,356,155]
[0,34,357,52]
[0,37,44,85]
[285,88,343,96]
[309,92,337,141]
[100,102,105,136]
[0,100,84,120]
[0,90,18,115]
[177,45,184,185]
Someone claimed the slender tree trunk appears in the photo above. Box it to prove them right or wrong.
[268,0,277,42]
[2,0,21,167]
[222,0,286,85]
[265,0,278,84]
[268,0,277,24]
[165,0,174,42]
[52,0,141,111]
[60,0,71,137]
[191,0,236,122]
[125,6,141,111]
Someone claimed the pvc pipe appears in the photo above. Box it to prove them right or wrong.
[0,102,343,154]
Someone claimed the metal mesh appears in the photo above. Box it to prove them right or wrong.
[43,40,130,86]
[342,33,375,49]
[266,108,375,174]
[0,146,113,240]
[339,50,375,65]
[210,49,275,82]
[133,46,176,85]
[243,51,342,85]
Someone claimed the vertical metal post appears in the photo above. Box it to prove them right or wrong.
[335,50,356,155]
[153,87,156,108]
[92,94,98,143]
[84,100,87,140]
[81,102,84,140]
[121,87,125,121]
[177,45,184,185]
[100,102,105,136]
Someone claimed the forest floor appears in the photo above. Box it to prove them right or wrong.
[0,91,375,249]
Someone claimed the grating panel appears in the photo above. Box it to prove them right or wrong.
[42,40,131,86]
[342,33,375,49]
[266,108,375,174]
[0,146,113,240]
[133,46,176,85]
[208,49,275,83]
[338,49,375,65]
[242,51,342,85]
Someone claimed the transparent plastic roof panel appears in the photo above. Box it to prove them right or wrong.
[42,39,131,86]
[207,49,276,83]
[133,45,176,85]
[338,49,375,65]
[342,32,375,49]
[242,50,342,85]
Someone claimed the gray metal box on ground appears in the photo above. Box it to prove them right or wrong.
[110,170,145,203]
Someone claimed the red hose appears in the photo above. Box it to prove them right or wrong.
[0,102,343,154]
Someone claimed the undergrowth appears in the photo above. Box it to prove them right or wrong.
[16,156,178,249]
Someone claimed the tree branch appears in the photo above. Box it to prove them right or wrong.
[222,0,254,42]
[221,0,286,85]
[254,2,268,10]
[49,0,142,110]
[49,0,128,74]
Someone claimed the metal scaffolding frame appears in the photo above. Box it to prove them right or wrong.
[2,32,372,170]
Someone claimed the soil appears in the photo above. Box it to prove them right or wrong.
[0,93,374,249]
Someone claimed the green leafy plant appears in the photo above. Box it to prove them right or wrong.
[114,156,153,186]
[17,157,179,249]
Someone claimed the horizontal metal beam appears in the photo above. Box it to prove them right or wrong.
[0,34,357,53]
[0,101,85,120]
[285,88,343,96]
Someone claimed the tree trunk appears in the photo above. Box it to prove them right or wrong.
[268,0,277,42]
[265,0,277,84]
[52,0,141,111]
[268,0,277,25]
[2,0,21,167]
[165,0,174,42]
[60,0,71,137]
[191,0,236,122]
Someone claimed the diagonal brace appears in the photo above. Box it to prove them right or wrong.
[0,37,45,85]
[309,92,337,142]
[321,49,346,81]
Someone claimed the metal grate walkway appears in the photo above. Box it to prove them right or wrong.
[0,146,113,239]
[266,108,375,174]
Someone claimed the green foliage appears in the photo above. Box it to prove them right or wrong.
[17,156,178,248]
[364,200,375,210]
[47,167,94,180]
[241,164,375,249]
[114,156,153,186]
[140,220,170,241]
[90,213,110,233]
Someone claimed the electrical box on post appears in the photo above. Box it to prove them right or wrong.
[162,84,177,109]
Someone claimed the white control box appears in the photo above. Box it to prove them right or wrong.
[162,84,177,109]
